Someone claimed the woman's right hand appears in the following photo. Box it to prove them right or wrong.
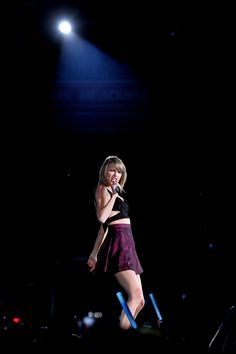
[111,183,121,195]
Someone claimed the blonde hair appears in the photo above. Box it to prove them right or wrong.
[98,155,127,190]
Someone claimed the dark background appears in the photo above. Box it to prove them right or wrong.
[1,0,234,350]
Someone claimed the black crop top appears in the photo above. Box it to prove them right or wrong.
[104,189,129,226]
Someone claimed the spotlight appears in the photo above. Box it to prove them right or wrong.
[58,20,72,34]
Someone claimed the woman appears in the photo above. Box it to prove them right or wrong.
[87,155,145,330]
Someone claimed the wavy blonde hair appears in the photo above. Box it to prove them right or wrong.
[98,155,127,191]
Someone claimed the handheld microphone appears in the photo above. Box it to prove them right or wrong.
[114,186,120,194]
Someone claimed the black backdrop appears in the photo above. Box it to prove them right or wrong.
[2,0,234,350]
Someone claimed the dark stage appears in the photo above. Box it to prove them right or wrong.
[2,0,235,352]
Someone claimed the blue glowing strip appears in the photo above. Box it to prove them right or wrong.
[116,291,138,329]
[149,293,163,321]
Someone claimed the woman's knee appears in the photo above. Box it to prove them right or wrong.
[139,294,145,310]
[134,290,145,310]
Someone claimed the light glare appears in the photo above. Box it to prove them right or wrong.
[58,20,72,34]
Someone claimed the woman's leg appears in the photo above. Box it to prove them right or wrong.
[115,270,145,330]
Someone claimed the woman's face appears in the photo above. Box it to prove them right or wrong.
[105,163,122,186]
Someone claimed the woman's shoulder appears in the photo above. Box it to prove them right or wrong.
[95,185,110,206]
[95,184,108,197]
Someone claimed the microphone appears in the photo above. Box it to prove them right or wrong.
[113,185,120,194]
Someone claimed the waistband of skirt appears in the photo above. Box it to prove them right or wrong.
[108,223,131,230]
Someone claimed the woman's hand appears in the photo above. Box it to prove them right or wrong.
[87,254,97,272]
[111,183,121,195]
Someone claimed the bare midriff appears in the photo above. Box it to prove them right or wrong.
[108,218,130,226]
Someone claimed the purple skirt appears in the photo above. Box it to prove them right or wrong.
[96,224,143,275]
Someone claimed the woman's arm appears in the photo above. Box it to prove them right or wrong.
[87,223,108,272]
[95,185,118,224]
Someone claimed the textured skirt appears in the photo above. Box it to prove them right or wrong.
[96,224,143,275]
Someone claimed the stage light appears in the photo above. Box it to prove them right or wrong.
[58,20,72,34]
[11,316,22,324]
